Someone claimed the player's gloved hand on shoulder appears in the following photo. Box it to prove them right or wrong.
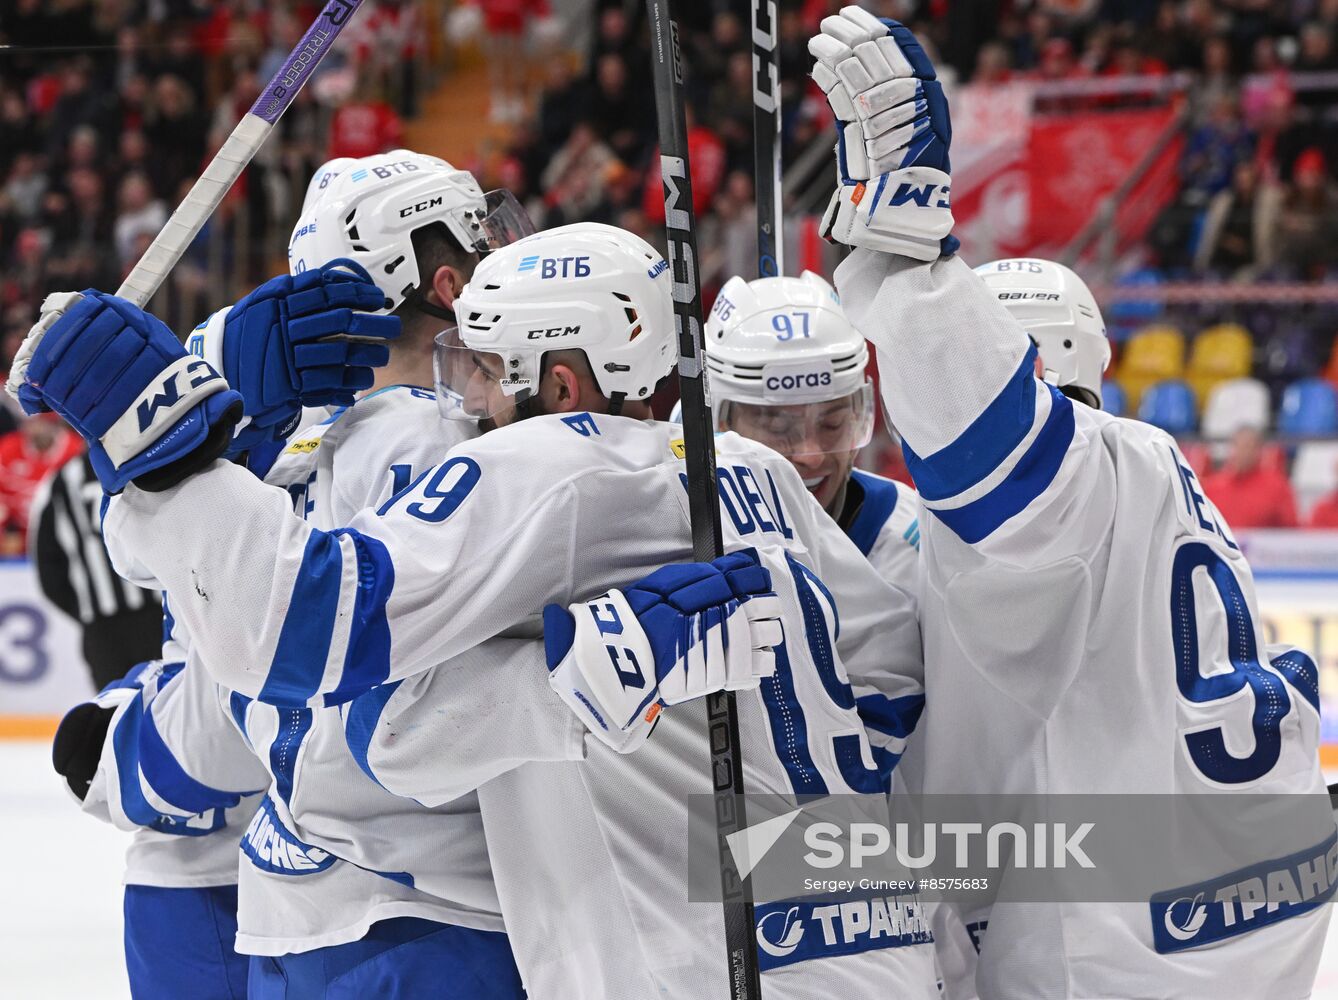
[9,290,243,494]
[52,660,163,800]
[188,260,401,454]
[545,549,783,753]
[809,6,958,260]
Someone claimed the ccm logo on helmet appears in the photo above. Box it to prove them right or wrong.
[995,292,1060,301]
[399,196,444,218]
[766,372,832,391]
[527,325,582,339]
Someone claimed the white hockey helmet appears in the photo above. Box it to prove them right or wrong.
[974,258,1110,409]
[436,222,675,420]
[287,149,533,313]
[703,271,874,456]
[300,156,355,217]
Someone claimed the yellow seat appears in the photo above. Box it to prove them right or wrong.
[1117,325,1185,412]
[1186,323,1253,409]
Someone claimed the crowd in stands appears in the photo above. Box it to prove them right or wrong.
[4,0,1338,541]
[0,0,431,550]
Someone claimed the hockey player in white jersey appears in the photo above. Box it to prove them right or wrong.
[17,221,937,997]
[704,271,919,590]
[52,150,538,998]
[703,270,923,777]
[47,152,411,999]
[808,8,1330,999]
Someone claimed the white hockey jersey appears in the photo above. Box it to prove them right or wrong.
[842,467,920,597]
[97,387,509,955]
[103,412,936,998]
[837,248,1331,1000]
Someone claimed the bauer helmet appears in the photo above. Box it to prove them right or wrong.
[287,149,533,314]
[436,222,675,421]
[704,271,875,456]
[974,258,1110,409]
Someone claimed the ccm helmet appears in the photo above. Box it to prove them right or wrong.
[974,258,1110,409]
[287,150,533,315]
[703,271,874,456]
[437,222,675,420]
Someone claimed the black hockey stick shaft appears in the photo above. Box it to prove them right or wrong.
[751,0,784,278]
[643,3,762,998]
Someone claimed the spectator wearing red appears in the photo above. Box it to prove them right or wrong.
[0,412,83,544]
[1200,427,1299,529]
[642,111,726,223]
[328,86,403,159]
[1308,487,1338,528]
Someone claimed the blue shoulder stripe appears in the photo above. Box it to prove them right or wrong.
[140,705,257,814]
[928,385,1074,544]
[258,529,354,707]
[324,531,395,706]
[846,470,902,557]
[344,681,401,788]
[903,344,1039,502]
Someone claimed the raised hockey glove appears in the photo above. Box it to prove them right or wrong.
[52,660,162,800]
[544,549,783,753]
[809,6,958,260]
[187,260,401,454]
[10,291,242,494]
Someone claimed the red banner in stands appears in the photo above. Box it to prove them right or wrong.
[951,87,1182,262]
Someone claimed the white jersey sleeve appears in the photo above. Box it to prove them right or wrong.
[103,422,583,707]
[837,250,1088,563]
[81,656,267,837]
[837,248,1330,1000]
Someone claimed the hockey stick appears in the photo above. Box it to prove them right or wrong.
[116,0,369,308]
[643,4,762,999]
[750,0,783,278]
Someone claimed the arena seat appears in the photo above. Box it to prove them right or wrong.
[1292,442,1338,518]
[1100,380,1126,417]
[1117,325,1185,412]
[1278,378,1338,438]
[1186,323,1253,407]
[1137,379,1197,436]
[1201,377,1270,439]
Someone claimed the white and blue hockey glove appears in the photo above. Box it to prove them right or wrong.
[544,549,783,753]
[809,6,958,260]
[187,260,401,454]
[11,291,243,494]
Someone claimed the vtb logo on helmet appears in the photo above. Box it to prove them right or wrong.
[435,222,675,422]
[287,149,534,314]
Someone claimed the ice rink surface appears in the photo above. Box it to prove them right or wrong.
[4,737,1338,999]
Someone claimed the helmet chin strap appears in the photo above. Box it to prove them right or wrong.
[401,284,456,323]
[1059,383,1101,410]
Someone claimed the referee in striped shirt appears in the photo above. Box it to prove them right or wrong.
[29,452,162,689]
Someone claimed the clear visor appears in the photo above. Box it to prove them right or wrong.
[461,190,536,254]
[718,383,875,457]
[434,327,533,421]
